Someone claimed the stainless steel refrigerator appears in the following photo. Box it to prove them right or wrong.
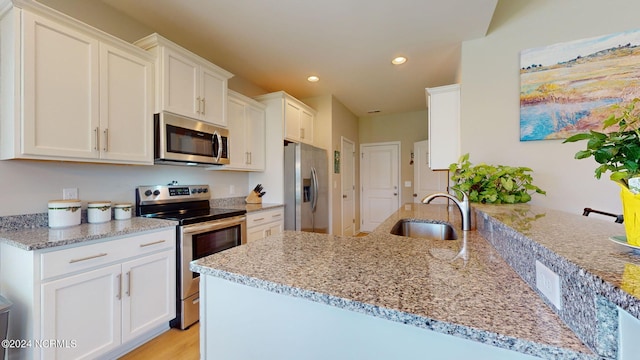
[284,142,329,233]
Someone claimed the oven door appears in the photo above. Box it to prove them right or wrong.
[179,215,246,300]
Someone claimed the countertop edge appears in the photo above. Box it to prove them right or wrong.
[190,261,596,360]
[0,218,178,251]
[474,206,635,359]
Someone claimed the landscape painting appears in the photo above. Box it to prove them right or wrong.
[520,29,640,141]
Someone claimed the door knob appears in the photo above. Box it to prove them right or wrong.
[342,195,347,198]
[393,193,398,196]
[413,193,417,197]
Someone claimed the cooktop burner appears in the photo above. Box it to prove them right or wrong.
[144,208,246,226]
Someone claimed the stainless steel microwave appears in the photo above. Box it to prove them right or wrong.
[154,112,230,166]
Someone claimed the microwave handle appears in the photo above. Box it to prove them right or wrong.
[212,131,222,163]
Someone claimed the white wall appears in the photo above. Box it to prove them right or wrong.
[0,160,248,216]
[460,0,640,214]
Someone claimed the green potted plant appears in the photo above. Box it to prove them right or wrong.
[563,97,640,245]
[448,153,546,204]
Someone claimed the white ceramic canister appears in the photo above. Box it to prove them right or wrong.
[48,200,82,228]
[114,203,133,220]
[87,201,112,224]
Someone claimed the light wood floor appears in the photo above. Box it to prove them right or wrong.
[119,323,199,360]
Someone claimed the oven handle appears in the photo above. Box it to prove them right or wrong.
[181,215,246,235]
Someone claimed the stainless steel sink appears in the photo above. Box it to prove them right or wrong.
[389,220,458,240]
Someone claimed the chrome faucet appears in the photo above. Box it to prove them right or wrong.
[422,190,473,231]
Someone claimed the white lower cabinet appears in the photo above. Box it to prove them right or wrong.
[41,264,122,360]
[0,228,176,360]
[246,208,284,242]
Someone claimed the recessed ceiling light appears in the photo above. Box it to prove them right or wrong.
[391,56,407,65]
[307,75,319,82]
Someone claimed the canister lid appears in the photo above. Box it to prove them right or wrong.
[113,202,132,208]
[88,201,111,208]
[48,199,81,207]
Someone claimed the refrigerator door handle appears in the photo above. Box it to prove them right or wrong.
[311,167,319,213]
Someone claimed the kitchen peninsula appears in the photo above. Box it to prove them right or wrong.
[192,202,640,360]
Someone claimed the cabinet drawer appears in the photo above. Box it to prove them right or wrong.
[246,208,284,228]
[41,228,175,280]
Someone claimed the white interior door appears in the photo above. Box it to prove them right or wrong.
[360,142,400,232]
[414,140,449,204]
[341,137,356,236]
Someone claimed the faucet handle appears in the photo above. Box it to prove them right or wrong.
[449,186,469,202]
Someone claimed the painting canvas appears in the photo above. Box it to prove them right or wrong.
[520,29,640,141]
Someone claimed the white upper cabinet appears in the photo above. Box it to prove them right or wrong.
[135,33,233,127]
[0,2,154,165]
[221,90,266,171]
[426,84,460,170]
[255,91,316,145]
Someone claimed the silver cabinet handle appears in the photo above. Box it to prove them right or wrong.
[196,97,201,114]
[94,127,99,151]
[300,128,305,139]
[246,152,250,165]
[103,128,109,152]
[69,252,107,263]
[201,98,206,115]
[125,271,131,297]
[272,213,281,218]
[140,239,166,248]
[116,274,122,299]
[253,218,265,222]
[248,152,252,165]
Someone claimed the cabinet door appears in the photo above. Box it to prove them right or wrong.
[284,100,301,142]
[162,48,199,119]
[299,109,314,144]
[246,105,265,170]
[201,65,228,126]
[99,43,154,164]
[121,251,175,343]
[227,95,248,169]
[247,225,266,243]
[22,12,99,159]
[265,221,283,238]
[426,84,460,170]
[41,264,122,360]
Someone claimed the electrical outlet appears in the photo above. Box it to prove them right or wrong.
[62,188,78,200]
[535,260,562,310]
[229,185,235,195]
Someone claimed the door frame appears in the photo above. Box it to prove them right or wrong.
[341,136,356,236]
[359,141,401,232]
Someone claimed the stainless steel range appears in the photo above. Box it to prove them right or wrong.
[136,184,246,329]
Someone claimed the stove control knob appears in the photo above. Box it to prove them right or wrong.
[202,188,208,193]
[144,190,152,197]
[191,188,197,194]
[197,188,203,193]
[153,190,161,196]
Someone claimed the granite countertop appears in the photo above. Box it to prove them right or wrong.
[192,203,596,360]
[0,217,177,251]
[0,198,282,251]
[214,202,284,213]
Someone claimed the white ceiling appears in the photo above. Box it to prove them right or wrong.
[100,0,498,116]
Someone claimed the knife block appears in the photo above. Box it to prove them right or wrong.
[245,192,262,204]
